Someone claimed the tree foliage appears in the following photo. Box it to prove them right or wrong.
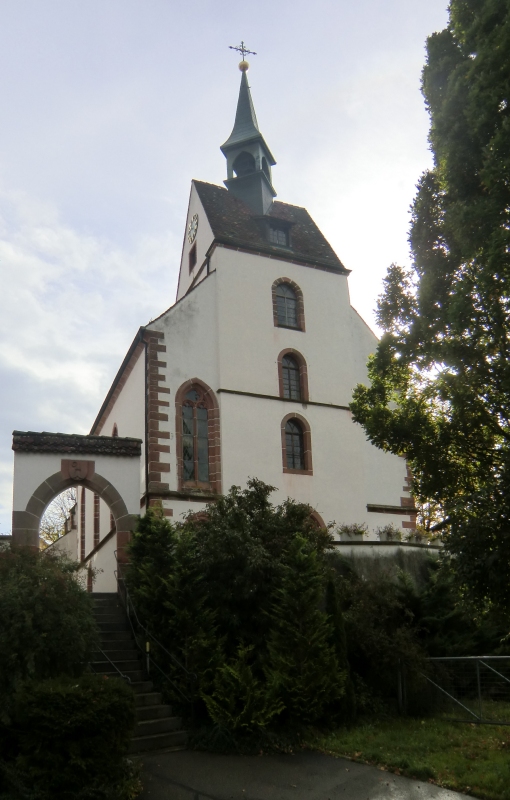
[39,488,77,548]
[126,480,351,732]
[0,549,98,721]
[350,0,510,609]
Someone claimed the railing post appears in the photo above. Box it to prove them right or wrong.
[146,640,150,676]
[398,660,406,715]
[476,659,482,721]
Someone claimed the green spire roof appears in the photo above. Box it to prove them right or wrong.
[221,71,259,150]
[220,70,275,164]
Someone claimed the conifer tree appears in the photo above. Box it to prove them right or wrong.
[267,537,346,725]
[350,0,510,609]
[325,579,356,721]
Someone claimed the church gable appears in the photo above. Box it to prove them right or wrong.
[176,183,215,301]
[194,180,348,274]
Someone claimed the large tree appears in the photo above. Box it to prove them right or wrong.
[350,0,510,608]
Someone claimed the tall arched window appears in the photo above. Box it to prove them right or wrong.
[277,349,309,402]
[286,419,304,469]
[176,379,221,493]
[281,413,313,475]
[282,355,300,400]
[182,388,209,483]
[272,278,305,331]
[276,284,297,327]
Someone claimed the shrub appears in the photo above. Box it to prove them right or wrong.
[201,645,284,732]
[126,480,344,732]
[0,549,98,722]
[267,537,347,725]
[0,674,136,800]
[336,560,427,710]
[337,523,367,539]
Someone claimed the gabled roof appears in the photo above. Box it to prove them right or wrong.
[194,180,349,274]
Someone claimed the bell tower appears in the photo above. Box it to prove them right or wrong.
[220,55,276,215]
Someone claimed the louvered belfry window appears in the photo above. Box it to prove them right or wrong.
[275,283,298,328]
[285,419,304,470]
[282,355,301,400]
[182,388,209,483]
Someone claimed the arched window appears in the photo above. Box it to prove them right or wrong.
[309,510,326,530]
[282,355,300,400]
[281,413,313,475]
[175,379,221,493]
[276,284,297,327]
[277,349,309,402]
[112,423,118,437]
[233,151,256,177]
[182,388,209,483]
[286,419,304,469]
[272,278,305,331]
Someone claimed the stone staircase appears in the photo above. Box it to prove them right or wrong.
[91,592,188,753]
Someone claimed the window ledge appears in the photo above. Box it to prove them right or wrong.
[275,324,304,332]
[283,467,313,476]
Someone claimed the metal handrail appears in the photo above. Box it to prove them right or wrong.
[113,555,196,704]
[93,645,132,684]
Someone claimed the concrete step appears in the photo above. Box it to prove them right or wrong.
[135,691,162,707]
[93,613,128,624]
[135,716,182,737]
[93,648,140,662]
[131,680,155,694]
[99,630,133,643]
[91,659,141,673]
[136,703,173,721]
[129,729,188,754]
[97,621,130,632]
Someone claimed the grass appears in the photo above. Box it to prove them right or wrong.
[309,716,510,800]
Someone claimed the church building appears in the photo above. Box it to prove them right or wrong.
[45,59,416,581]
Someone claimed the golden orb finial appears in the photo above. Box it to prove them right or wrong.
[239,60,249,72]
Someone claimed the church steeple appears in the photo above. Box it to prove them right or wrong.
[221,60,276,216]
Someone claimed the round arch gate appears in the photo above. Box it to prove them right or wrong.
[11,431,142,569]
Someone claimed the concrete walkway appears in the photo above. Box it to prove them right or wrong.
[139,749,472,800]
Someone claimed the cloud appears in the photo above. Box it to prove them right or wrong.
[0,188,181,529]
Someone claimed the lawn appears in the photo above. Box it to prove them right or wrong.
[310,716,510,800]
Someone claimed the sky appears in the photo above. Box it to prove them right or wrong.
[0,0,449,534]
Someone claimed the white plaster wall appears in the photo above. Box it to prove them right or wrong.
[176,184,215,301]
[148,273,218,492]
[89,533,118,593]
[13,452,64,511]
[98,349,147,490]
[214,247,357,404]
[216,391,407,537]
[46,529,78,560]
[142,242,410,535]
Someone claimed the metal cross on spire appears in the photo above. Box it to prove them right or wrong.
[229,41,257,60]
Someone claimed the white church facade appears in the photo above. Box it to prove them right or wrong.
[12,61,416,586]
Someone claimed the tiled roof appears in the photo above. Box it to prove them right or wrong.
[12,431,142,456]
[194,181,348,273]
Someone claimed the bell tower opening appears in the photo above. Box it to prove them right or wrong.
[233,151,256,177]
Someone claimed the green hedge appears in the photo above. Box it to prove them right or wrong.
[0,549,98,720]
[0,674,137,800]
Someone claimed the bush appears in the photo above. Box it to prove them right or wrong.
[335,560,427,711]
[126,480,346,732]
[0,550,98,722]
[0,674,137,800]
[267,537,346,725]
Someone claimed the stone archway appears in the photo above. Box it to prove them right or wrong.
[11,431,142,564]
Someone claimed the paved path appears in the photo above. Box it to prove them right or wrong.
[139,749,471,800]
